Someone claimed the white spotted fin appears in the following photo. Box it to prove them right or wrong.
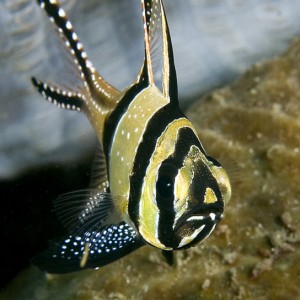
[33,222,143,273]
[34,189,143,273]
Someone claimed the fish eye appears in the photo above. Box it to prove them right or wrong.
[156,175,174,198]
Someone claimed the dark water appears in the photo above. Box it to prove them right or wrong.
[0,156,93,289]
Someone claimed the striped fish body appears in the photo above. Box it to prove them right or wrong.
[32,0,231,273]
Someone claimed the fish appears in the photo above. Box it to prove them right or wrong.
[32,0,231,274]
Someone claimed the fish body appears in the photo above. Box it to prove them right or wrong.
[32,0,231,273]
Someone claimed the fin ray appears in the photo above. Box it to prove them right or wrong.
[54,189,123,237]
[89,145,109,190]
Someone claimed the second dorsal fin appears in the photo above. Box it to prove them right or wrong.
[34,0,121,111]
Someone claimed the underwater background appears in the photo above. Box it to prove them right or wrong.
[1,0,300,298]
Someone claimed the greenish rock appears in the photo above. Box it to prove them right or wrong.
[2,35,300,300]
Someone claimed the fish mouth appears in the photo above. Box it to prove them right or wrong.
[173,207,223,249]
[174,205,224,232]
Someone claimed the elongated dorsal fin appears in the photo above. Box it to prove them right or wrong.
[137,0,178,103]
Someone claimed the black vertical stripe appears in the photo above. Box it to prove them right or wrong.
[128,104,184,227]
[156,127,202,248]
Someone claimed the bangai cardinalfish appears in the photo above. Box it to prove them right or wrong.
[32,0,231,273]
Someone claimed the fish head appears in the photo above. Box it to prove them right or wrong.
[138,124,231,250]
[170,146,231,249]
